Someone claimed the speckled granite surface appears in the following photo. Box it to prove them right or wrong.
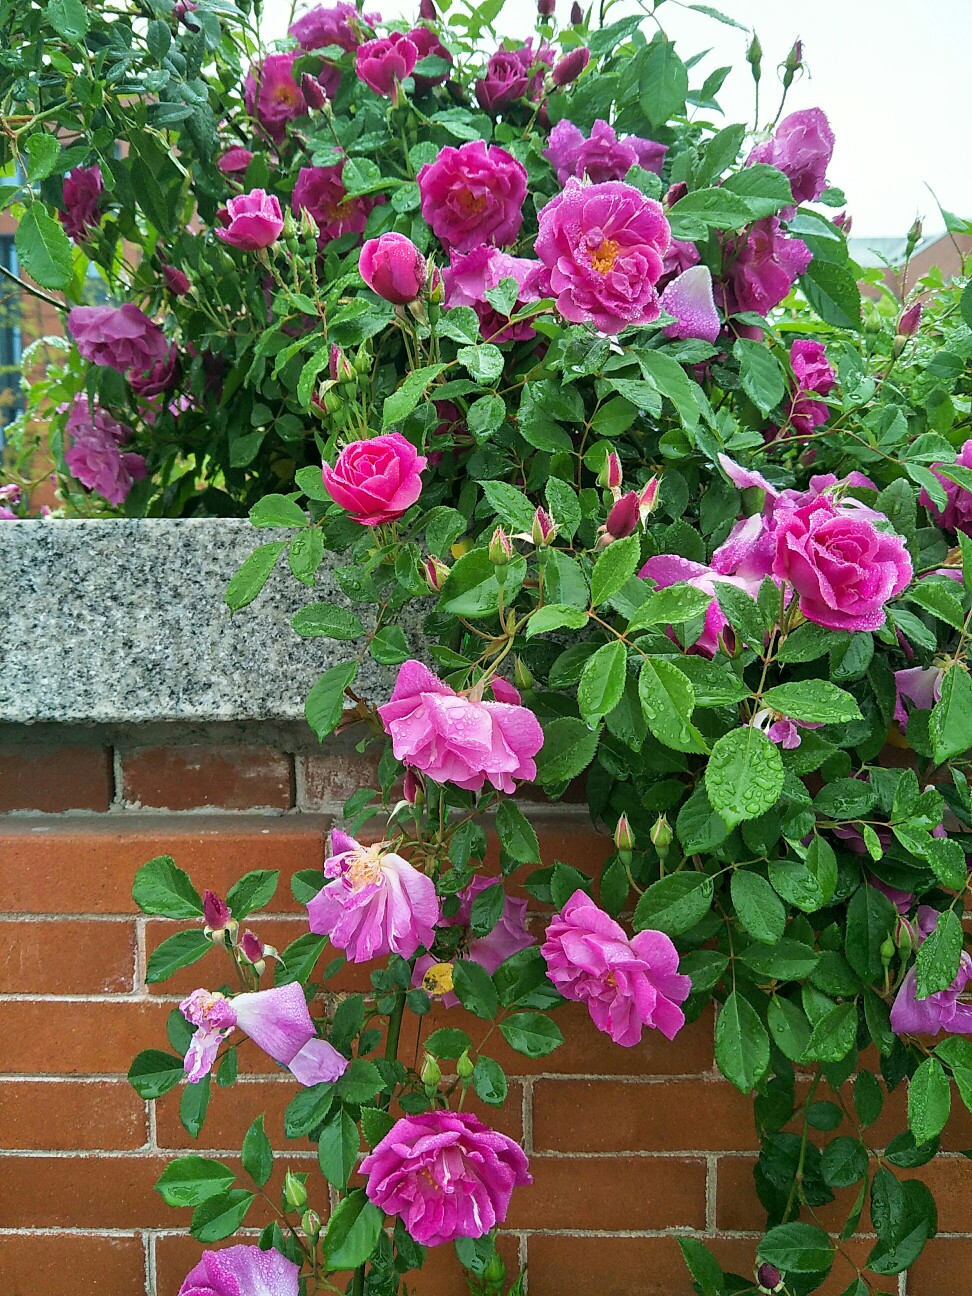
[1,520,424,723]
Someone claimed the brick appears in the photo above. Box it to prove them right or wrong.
[507,1155,706,1231]
[119,745,293,811]
[0,816,330,914]
[525,1235,706,1296]
[0,1000,170,1074]
[0,919,135,994]
[716,1155,865,1235]
[0,1233,145,1295]
[0,744,112,812]
[0,1080,146,1150]
[533,1078,757,1152]
[908,1237,972,1293]
[299,749,382,812]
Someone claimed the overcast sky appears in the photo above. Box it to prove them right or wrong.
[262,0,971,239]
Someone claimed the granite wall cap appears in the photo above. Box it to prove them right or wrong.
[0,519,424,724]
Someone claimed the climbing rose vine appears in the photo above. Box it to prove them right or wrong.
[5,0,972,1293]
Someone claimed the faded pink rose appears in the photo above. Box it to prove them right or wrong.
[58,166,103,242]
[748,108,835,206]
[322,432,426,525]
[356,30,418,99]
[534,178,671,334]
[921,440,972,536]
[292,164,373,245]
[377,660,543,794]
[63,396,147,506]
[361,1110,531,1245]
[894,665,943,731]
[130,343,180,398]
[215,189,284,250]
[178,1245,300,1296]
[892,907,972,1037]
[788,338,835,434]
[69,304,169,377]
[443,246,542,342]
[718,217,812,317]
[417,141,527,253]
[244,52,309,143]
[307,830,440,962]
[290,2,372,51]
[359,232,426,304]
[543,118,666,186]
[408,24,453,91]
[660,265,720,343]
[772,495,912,632]
[541,890,690,1046]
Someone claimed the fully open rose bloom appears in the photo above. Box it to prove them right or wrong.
[443,246,542,342]
[542,891,690,1046]
[290,2,370,50]
[69,304,169,376]
[922,439,972,535]
[718,217,812,316]
[322,432,426,524]
[378,660,543,793]
[180,983,348,1086]
[178,1245,300,1296]
[306,829,439,962]
[543,118,666,185]
[747,108,835,206]
[417,140,527,252]
[359,232,426,304]
[772,495,912,631]
[64,396,147,506]
[534,179,670,333]
[360,1110,531,1244]
[216,189,284,250]
[244,53,309,142]
[58,165,103,242]
[292,163,373,245]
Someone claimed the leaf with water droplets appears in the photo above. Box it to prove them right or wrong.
[705,727,784,829]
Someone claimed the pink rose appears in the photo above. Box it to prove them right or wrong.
[787,338,835,434]
[63,396,147,507]
[541,891,691,1046]
[475,49,529,112]
[417,140,528,253]
[921,439,972,535]
[543,118,666,186]
[772,496,912,632]
[717,217,812,317]
[359,232,426,304]
[215,189,284,251]
[356,30,418,99]
[68,303,169,376]
[660,265,721,343]
[292,164,373,246]
[129,343,180,398]
[178,1245,300,1296]
[748,108,835,206]
[289,2,373,51]
[377,660,544,794]
[322,432,426,525]
[443,245,542,342]
[408,24,453,91]
[58,166,103,243]
[640,553,763,657]
[217,147,254,175]
[244,52,309,143]
[894,665,943,731]
[534,178,671,333]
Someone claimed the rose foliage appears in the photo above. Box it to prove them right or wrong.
[5,0,972,1293]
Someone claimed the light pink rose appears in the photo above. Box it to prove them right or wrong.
[68,303,169,376]
[660,265,720,343]
[321,433,426,525]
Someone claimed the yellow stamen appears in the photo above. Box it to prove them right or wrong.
[591,238,620,274]
[347,844,384,890]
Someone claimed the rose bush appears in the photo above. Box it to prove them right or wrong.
[5,0,972,1294]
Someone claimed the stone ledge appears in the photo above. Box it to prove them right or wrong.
[0,519,422,725]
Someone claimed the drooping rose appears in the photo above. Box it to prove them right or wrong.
[377,659,544,794]
[443,246,542,342]
[292,163,373,246]
[534,178,671,333]
[921,439,972,536]
[63,397,147,507]
[408,24,453,91]
[543,118,666,185]
[891,908,972,1037]
[244,52,310,143]
[178,1244,300,1296]
[215,189,284,250]
[417,141,528,253]
[356,30,419,99]
[306,830,440,962]
[360,1110,531,1245]
[322,433,426,525]
[58,166,103,243]
[359,232,426,304]
[788,338,836,434]
[69,304,169,376]
[660,265,721,343]
[717,217,812,317]
[772,496,912,632]
[747,108,835,206]
[541,890,690,1046]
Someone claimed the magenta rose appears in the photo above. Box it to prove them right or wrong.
[660,265,720,343]
[717,217,812,317]
[356,30,418,99]
[921,439,972,535]
[640,553,763,656]
[217,146,254,175]
[68,304,169,376]
[244,53,308,143]
[543,118,667,186]
[788,338,835,434]
[289,2,371,50]
[748,107,835,206]
[360,1110,531,1245]
[215,189,284,250]
[129,343,180,398]
[359,232,426,304]
[408,24,453,91]
[542,891,691,1046]
[377,660,544,794]
[58,165,103,243]
[292,164,373,245]
[162,265,191,296]
[534,178,671,333]
[178,1245,300,1296]
[322,432,426,525]
[772,495,912,632]
[515,38,553,97]
[417,140,527,253]
[443,245,542,342]
[475,49,529,112]
[64,396,147,507]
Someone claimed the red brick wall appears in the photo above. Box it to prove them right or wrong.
[0,725,961,1294]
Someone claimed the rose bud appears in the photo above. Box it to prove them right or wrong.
[359,232,426,305]
[664,181,688,208]
[833,210,852,233]
[240,931,265,964]
[488,525,514,567]
[419,0,436,16]
[302,1210,322,1240]
[420,1052,442,1090]
[456,1048,474,1079]
[757,1262,784,1294]
[203,890,232,938]
[570,0,582,21]
[650,814,672,862]
[300,72,328,110]
[538,0,555,14]
[162,264,190,296]
[423,555,449,592]
[906,215,923,250]
[897,301,922,337]
[531,506,557,546]
[598,450,622,494]
[403,768,425,804]
[613,813,634,859]
[551,45,590,86]
[283,1171,308,1211]
[328,344,355,383]
[604,490,640,540]
[513,655,534,692]
[746,32,763,79]
[638,476,661,520]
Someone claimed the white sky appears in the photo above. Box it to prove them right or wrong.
[262,0,972,238]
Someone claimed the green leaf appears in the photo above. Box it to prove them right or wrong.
[248,494,307,529]
[275,933,328,987]
[801,259,862,331]
[453,959,499,1019]
[638,658,707,753]
[929,666,972,764]
[133,856,203,919]
[191,1189,253,1243]
[226,870,279,920]
[705,728,784,829]
[156,1156,234,1208]
[822,1137,868,1188]
[424,1028,473,1059]
[382,365,447,429]
[761,681,862,725]
[225,543,286,612]
[439,549,526,619]
[305,661,356,741]
[721,163,793,217]
[526,604,589,637]
[318,1109,360,1191]
[908,1057,951,1144]
[767,995,811,1062]
[628,584,713,631]
[458,343,504,384]
[323,1190,384,1271]
[146,929,211,984]
[867,1175,937,1275]
[289,528,325,586]
[715,991,770,1093]
[578,639,627,726]
[758,1222,834,1275]
[735,338,786,414]
[535,717,600,786]
[633,873,713,937]
[49,0,89,42]
[296,465,330,503]
[180,1077,210,1139]
[473,1056,508,1106]
[128,1049,185,1099]
[730,871,786,945]
[590,534,642,607]
[804,1003,858,1063]
[25,134,61,183]
[499,1012,563,1057]
[740,938,819,981]
[481,481,535,532]
[639,39,688,127]
[241,1116,273,1188]
[16,202,73,289]
[292,602,364,640]
[337,1058,385,1105]
[844,885,896,983]
[284,1084,335,1138]
[360,1106,396,1147]
[495,802,539,864]
[713,582,765,649]
[916,909,964,999]
[677,1239,724,1296]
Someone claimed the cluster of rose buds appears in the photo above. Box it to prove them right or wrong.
[203,890,275,976]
